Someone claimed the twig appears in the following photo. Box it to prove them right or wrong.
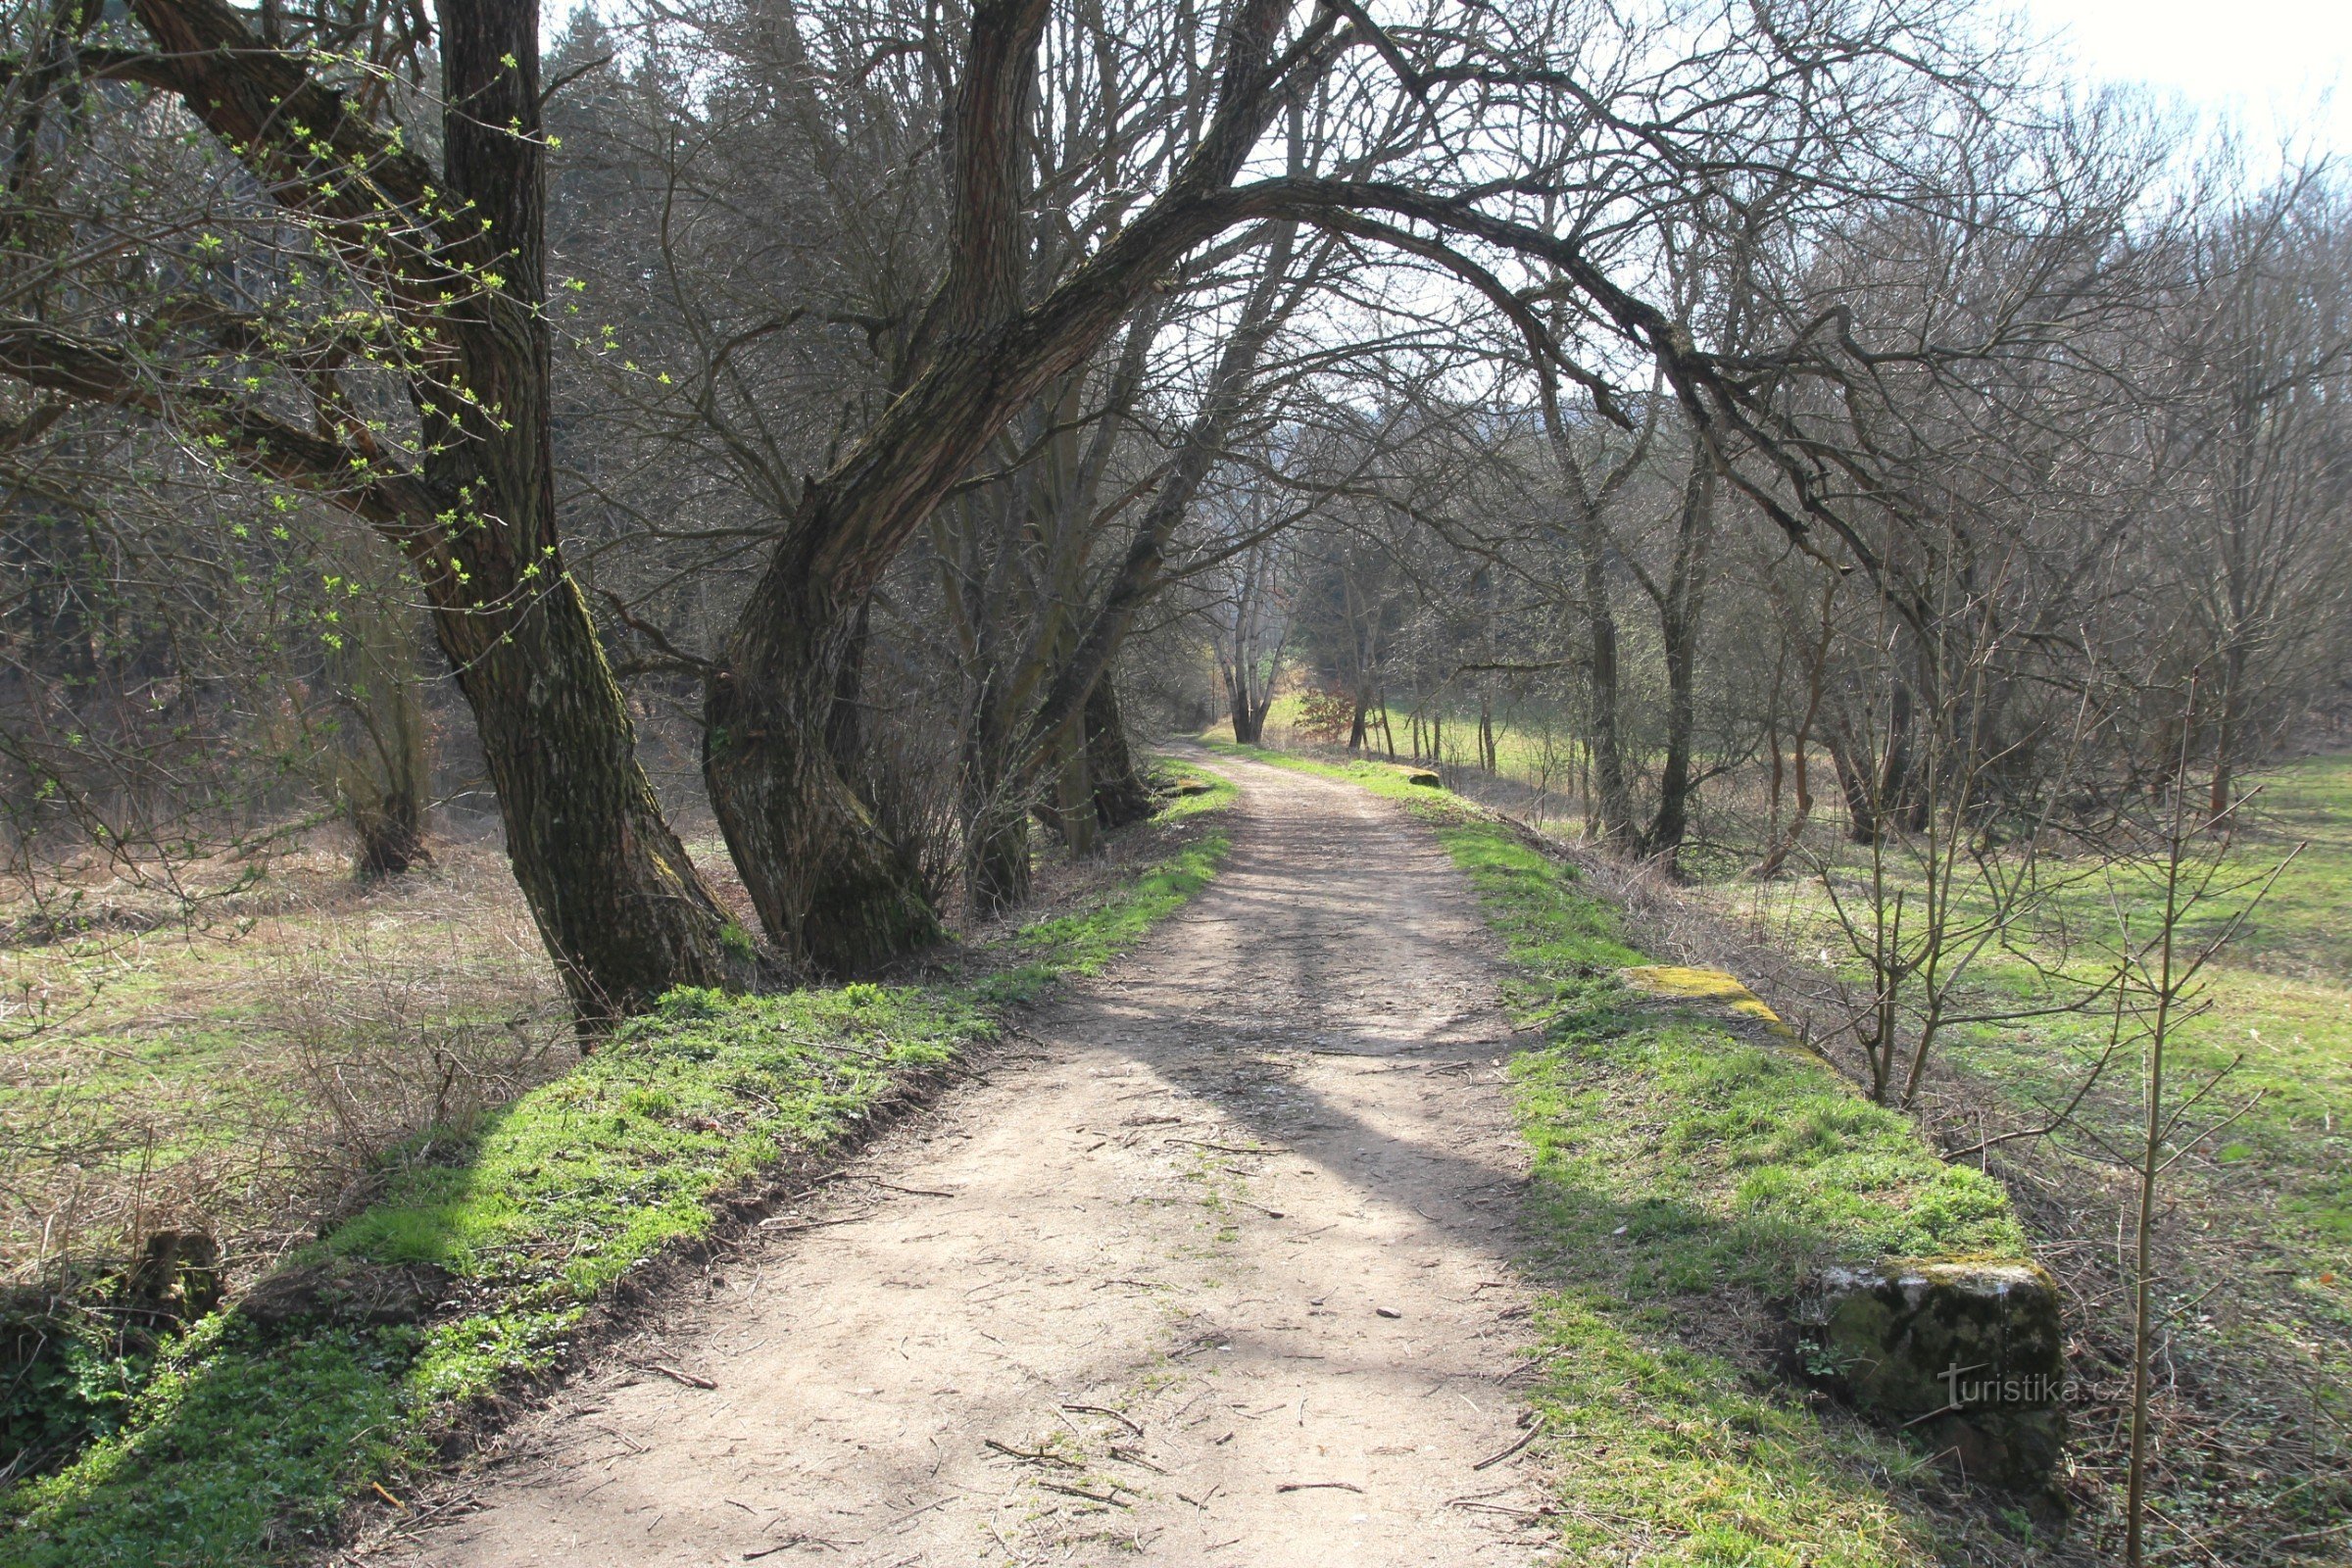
[758,1211,869,1232]
[1165,1137,1261,1154]
[873,1180,959,1198]
[1061,1402,1145,1436]
[1472,1422,1544,1470]
[985,1438,1080,1469]
[643,1363,716,1390]
[1447,1497,1550,1518]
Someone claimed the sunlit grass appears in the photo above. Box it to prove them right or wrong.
[0,763,1235,1567]
[1211,741,2028,1563]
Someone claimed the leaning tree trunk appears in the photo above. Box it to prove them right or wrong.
[705,541,941,973]
[695,0,1308,958]
[440,580,745,1015]
[1086,677,1155,829]
[0,0,749,1019]
[422,34,744,1012]
[424,0,743,1017]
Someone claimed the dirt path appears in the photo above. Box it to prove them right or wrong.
[368,754,1552,1567]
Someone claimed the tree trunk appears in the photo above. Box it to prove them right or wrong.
[961,794,1032,918]
[2206,639,2249,831]
[1881,679,1923,831]
[424,0,744,1017]
[1052,731,1100,857]
[957,679,1032,919]
[1829,725,1880,845]
[1227,656,1263,744]
[1642,452,1718,863]
[20,0,759,1019]
[454,584,746,1014]
[350,792,427,879]
[328,591,434,880]
[1581,533,1637,846]
[706,554,942,973]
[1087,677,1155,829]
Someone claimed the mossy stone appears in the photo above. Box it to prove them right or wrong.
[1799,1258,2068,1494]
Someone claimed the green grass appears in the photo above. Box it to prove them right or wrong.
[1714,755,2352,1347]
[1211,742,2032,1565]
[0,763,1235,1567]
[1230,693,1586,786]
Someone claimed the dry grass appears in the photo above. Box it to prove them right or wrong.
[0,832,571,1294]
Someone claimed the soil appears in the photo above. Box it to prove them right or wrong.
[363,752,1553,1566]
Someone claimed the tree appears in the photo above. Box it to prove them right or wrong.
[0,0,746,1015]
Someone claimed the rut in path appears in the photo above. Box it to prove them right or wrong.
[368,753,1555,1567]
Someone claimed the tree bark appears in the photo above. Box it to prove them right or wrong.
[429,1,744,1015]
[961,780,1033,917]
[706,550,942,971]
[1642,446,1718,862]
[1581,535,1637,845]
[1086,677,1155,829]
[701,0,1323,960]
[1829,724,1881,844]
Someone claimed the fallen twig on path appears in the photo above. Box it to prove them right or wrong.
[985,1438,1081,1469]
[1061,1402,1145,1436]
[642,1363,716,1390]
[1472,1421,1544,1470]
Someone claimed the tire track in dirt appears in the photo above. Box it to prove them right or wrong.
[367,751,1552,1566]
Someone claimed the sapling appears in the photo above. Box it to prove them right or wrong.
[2109,710,2298,1566]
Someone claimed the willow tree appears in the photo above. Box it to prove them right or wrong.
[686,0,2021,968]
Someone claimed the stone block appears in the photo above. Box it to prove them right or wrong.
[1798,1258,2068,1495]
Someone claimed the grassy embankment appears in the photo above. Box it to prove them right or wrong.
[0,766,1235,1568]
[1211,741,2041,1566]
[1229,709,2349,1347]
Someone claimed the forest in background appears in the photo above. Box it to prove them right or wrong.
[0,0,2347,1559]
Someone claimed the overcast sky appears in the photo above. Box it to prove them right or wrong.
[542,0,2352,156]
[2025,0,2352,153]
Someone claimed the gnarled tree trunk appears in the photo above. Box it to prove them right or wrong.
[1086,676,1155,829]
[9,0,754,1019]
[422,0,745,1017]
[706,551,941,972]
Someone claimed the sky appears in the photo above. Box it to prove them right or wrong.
[541,0,2352,156]
[2024,0,2352,155]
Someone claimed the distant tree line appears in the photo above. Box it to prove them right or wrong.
[0,0,2342,1014]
